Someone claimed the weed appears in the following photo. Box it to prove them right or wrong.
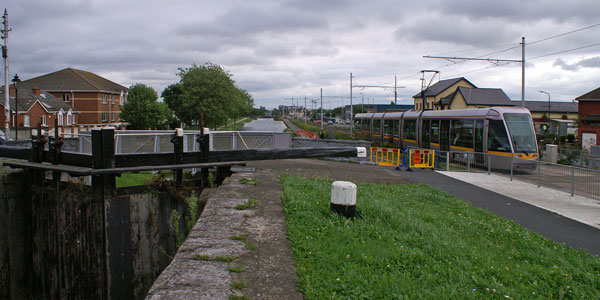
[229,295,249,300]
[227,265,246,273]
[229,233,248,241]
[184,192,200,233]
[170,210,183,248]
[208,172,216,188]
[244,242,257,251]
[231,280,246,290]
[239,178,259,186]
[194,254,239,262]
[234,198,258,210]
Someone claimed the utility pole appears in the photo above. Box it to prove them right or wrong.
[304,96,307,123]
[394,75,397,105]
[521,37,525,107]
[2,9,11,136]
[320,88,323,130]
[350,73,353,136]
[419,70,439,111]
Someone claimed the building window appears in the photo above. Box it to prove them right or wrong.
[24,115,30,127]
[102,95,108,104]
[111,95,116,105]
[63,94,70,102]
[111,113,116,122]
[66,112,72,125]
[120,91,125,105]
[58,113,63,126]
[41,115,47,126]
[102,112,108,122]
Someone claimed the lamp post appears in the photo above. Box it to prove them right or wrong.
[11,74,20,140]
[539,90,550,125]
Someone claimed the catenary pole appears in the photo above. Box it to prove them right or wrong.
[2,9,11,136]
[350,73,353,136]
[521,36,525,108]
[320,88,323,130]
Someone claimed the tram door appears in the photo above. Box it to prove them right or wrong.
[475,120,484,166]
[422,120,430,149]
[440,120,450,151]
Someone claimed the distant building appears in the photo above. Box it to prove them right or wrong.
[575,87,600,150]
[0,86,77,139]
[347,104,414,114]
[17,68,128,131]
[413,77,476,111]
[512,100,578,134]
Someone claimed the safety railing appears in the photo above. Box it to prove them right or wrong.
[436,150,600,200]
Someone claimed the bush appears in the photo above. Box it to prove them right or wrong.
[559,135,567,144]
[567,133,576,143]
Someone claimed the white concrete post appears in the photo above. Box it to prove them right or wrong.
[330,181,357,218]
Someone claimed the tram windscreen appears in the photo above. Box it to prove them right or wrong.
[504,113,538,154]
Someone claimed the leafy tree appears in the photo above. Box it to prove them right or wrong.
[121,83,173,129]
[162,63,254,129]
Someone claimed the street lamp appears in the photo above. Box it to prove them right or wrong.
[11,74,21,140]
[539,90,550,125]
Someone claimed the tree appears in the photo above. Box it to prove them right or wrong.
[162,63,254,129]
[121,83,173,129]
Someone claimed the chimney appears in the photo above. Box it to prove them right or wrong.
[9,85,15,97]
[32,86,41,96]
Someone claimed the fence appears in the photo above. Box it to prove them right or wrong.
[436,150,600,200]
[76,130,292,154]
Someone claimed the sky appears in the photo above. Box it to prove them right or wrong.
[2,0,600,109]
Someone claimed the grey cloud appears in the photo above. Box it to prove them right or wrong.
[553,56,600,71]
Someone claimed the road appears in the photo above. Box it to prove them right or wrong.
[241,118,287,132]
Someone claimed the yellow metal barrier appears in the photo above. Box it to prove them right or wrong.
[370,147,401,167]
[409,149,435,168]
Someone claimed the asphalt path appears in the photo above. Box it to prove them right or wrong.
[392,167,600,257]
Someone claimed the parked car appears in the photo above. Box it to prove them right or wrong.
[0,130,5,145]
[327,120,333,125]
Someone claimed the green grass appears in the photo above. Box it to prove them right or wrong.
[244,242,258,251]
[229,295,249,300]
[234,198,258,210]
[230,233,248,241]
[219,117,255,131]
[116,171,157,187]
[290,119,352,140]
[281,175,600,299]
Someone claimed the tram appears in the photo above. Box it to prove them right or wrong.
[354,107,539,170]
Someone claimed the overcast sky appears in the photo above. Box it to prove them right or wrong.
[2,0,600,109]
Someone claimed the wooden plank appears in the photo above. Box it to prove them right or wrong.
[0,146,32,160]
[57,151,93,168]
[115,153,173,168]
[2,161,247,176]
[206,147,359,162]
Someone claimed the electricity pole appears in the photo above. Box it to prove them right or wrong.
[350,73,353,136]
[2,9,11,136]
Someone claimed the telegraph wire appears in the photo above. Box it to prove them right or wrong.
[528,42,600,60]
[528,22,600,45]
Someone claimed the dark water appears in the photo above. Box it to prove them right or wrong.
[241,118,287,132]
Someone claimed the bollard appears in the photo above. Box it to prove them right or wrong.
[330,181,357,218]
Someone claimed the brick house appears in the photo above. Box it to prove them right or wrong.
[0,86,77,139]
[511,101,578,134]
[575,87,600,150]
[18,68,128,131]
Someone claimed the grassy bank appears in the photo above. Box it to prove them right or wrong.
[218,117,255,131]
[281,175,600,299]
[289,119,352,140]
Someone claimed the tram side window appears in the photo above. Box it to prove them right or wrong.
[450,119,474,148]
[362,119,370,132]
[373,119,381,135]
[384,120,393,136]
[430,120,440,143]
[394,120,400,137]
[488,120,511,152]
[403,119,416,140]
